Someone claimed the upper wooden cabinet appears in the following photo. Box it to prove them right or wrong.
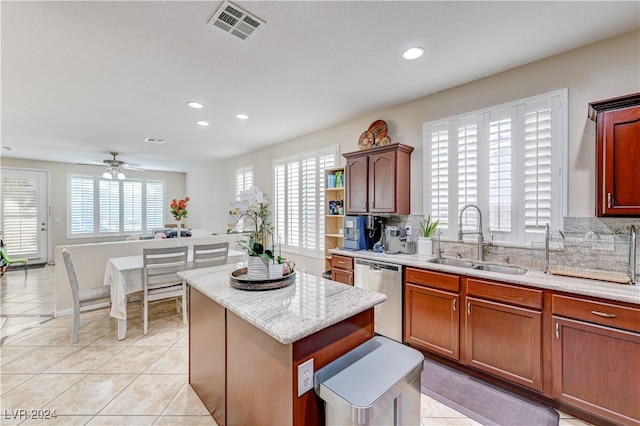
[589,93,640,217]
[343,143,414,215]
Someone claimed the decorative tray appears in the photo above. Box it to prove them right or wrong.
[229,268,296,291]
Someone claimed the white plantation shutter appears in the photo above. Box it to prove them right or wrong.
[69,177,94,235]
[1,176,38,253]
[424,89,566,243]
[123,181,142,232]
[430,125,449,230]
[488,113,512,234]
[273,146,337,256]
[146,181,164,231]
[235,166,254,196]
[68,175,164,237]
[457,118,479,231]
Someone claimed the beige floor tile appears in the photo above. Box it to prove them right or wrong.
[130,327,186,348]
[2,346,81,374]
[1,373,35,395]
[173,333,188,347]
[161,384,210,416]
[420,394,469,418]
[145,346,188,375]
[0,345,38,365]
[99,374,186,416]
[20,414,93,425]
[88,328,141,347]
[44,346,124,373]
[2,326,71,347]
[0,373,86,410]
[46,326,115,347]
[47,373,138,415]
[94,346,167,374]
[85,415,157,425]
[154,415,219,425]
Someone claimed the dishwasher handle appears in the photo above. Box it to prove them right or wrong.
[355,258,400,272]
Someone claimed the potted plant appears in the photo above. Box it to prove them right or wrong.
[418,214,439,256]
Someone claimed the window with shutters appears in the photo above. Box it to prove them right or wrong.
[273,146,338,257]
[235,166,254,196]
[423,89,566,243]
[67,175,165,238]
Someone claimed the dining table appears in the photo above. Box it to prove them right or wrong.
[104,248,246,340]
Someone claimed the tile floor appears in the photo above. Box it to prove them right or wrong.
[1,266,592,425]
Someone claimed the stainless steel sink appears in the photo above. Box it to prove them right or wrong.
[472,264,527,275]
[426,257,527,275]
[427,258,474,268]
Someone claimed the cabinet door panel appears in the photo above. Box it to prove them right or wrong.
[346,157,368,214]
[466,297,542,391]
[368,151,396,213]
[552,316,640,425]
[405,283,459,360]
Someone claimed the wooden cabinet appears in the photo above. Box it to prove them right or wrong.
[589,93,640,216]
[404,268,460,360]
[551,294,640,425]
[331,254,353,285]
[343,143,413,215]
[464,279,543,392]
[324,167,345,274]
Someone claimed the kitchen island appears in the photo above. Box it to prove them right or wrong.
[178,264,387,426]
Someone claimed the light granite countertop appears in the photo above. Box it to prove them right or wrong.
[178,263,387,345]
[330,249,640,305]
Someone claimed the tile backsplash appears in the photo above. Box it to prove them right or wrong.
[395,215,639,281]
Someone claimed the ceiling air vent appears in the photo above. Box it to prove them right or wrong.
[209,0,265,42]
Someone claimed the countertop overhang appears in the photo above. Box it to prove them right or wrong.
[179,263,387,345]
[330,248,640,305]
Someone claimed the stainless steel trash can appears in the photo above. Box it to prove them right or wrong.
[314,336,424,425]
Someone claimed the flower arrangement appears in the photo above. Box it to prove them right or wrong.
[170,196,190,221]
[419,214,439,238]
[227,186,274,257]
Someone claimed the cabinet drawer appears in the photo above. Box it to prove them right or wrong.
[552,294,640,333]
[467,279,542,310]
[331,254,353,270]
[405,267,459,292]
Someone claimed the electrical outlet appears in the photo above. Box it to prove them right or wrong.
[297,358,314,397]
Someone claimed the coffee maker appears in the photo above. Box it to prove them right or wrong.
[365,216,386,250]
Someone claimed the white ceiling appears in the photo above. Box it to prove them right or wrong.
[2,1,639,173]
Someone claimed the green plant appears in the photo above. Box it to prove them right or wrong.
[419,214,439,238]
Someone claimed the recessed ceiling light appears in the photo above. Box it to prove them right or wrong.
[236,114,249,120]
[187,101,203,109]
[197,121,209,126]
[403,47,424,60]
[144,137,165,145]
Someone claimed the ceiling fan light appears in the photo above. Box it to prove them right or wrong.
[403,47,424,60]
[187,101,203,109]
[116,169,126,180]
[103,169,113,179]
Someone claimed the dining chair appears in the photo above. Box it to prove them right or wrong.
[61,247,111,344]
[193,242,229,269]
[142,246,188,335]
[0,241,29,277]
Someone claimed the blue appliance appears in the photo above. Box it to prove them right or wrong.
[343,216,367,250]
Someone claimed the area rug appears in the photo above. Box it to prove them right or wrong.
[421,358,559,426]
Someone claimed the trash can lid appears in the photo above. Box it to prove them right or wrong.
[314,336,424,410]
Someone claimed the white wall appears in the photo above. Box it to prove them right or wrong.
[186,30,639,275]
[0,157,186,261]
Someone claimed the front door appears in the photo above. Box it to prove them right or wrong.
[0,168,49,263]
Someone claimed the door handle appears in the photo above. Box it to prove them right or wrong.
[591,310,617,318]
[452,299,456,311]
[608,193,612,208]
[555,323,559,339]
[467,302,471,315]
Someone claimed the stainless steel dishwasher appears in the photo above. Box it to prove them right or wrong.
[354,259,402,342]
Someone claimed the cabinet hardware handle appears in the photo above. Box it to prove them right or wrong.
[607,193,612,208]
[452,299,456,311]
[467,302,471,315]
[591,310,617,318]
[555,323,559,339]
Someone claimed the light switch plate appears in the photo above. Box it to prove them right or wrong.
[297,358,314,397]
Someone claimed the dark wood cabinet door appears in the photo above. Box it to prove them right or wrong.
[465,297,542,391]
[405,283,460,360]
[598,105,640,216]
[332,268,353,285]
[368,150,396,213]
[345,157,368,214]
[552,316,640,425]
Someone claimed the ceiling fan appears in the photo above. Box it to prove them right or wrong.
[98,152,143,180]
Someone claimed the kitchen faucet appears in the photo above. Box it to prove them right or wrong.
[458,204,484,261]
[630,225,637,285]
[544,223,550,273]
[437,231,445,257]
